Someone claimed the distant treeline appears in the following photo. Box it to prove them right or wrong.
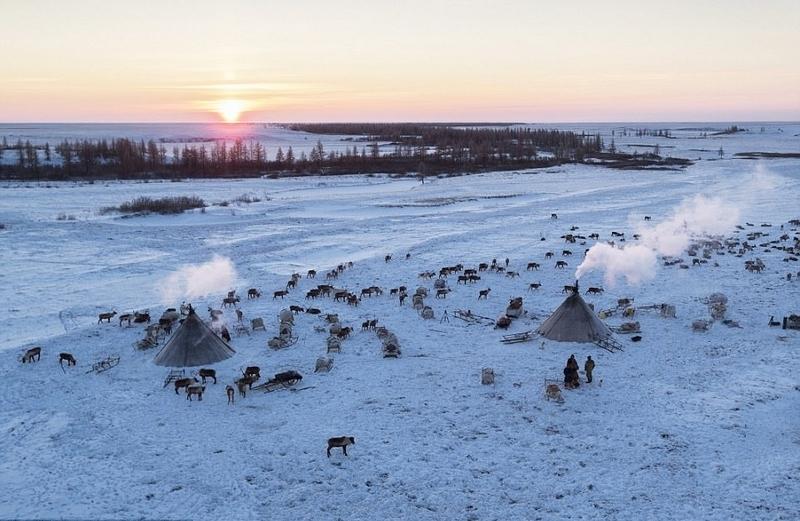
[0,124,604,179]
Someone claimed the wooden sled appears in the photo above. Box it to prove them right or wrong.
[162,369,186,388]
[252,371,303,392]
[85,356,120,374]
[594,336,624,353]
[501,330,535,344]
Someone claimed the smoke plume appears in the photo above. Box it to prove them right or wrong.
[160,255,238,304]
[576,195,740,286]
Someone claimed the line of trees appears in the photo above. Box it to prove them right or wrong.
[0,125,603,180]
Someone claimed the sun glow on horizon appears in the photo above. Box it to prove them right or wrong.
[216,99,246,123]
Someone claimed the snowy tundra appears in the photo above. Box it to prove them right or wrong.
[0,126,799,520]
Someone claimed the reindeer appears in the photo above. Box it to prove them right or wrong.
[307,269,317,279]
[186,384,205,401]
[478,288,491,300]
[235,379,249,398]
[306,308,321,315]
[562,250,572,256]
[528,282,542,291]
[337,326,353,339]
[468,274,481,283]
[399,294,407,306]
[436,288,449,298]
[385,254,392,263]
[360,288,374,298]
[21,346,41,363]
[247,288,261,299]
[555,260,568,269]
[286,279,297,290]
[644,216,652,221]
[290,305,305,314]
[222,297,239,307]
[478,263,489,272]
[586,287,604,295]
[347,294,360,306]
[58,352,76,367]
[327,436,355,457]
[243,366,261,381]
[198,368,216,384]
[174,377,198,394]
[544,252,554,259]
[506,271,520,278]
[551,213,558,220]
[306,289,320,299]
[326,270,338,280]
[562,285,577,294]
[273,290,289,299]
[98,311,117,323]
[226,385,235,404]
[361,320,371,331]
[119,313,134,326]
[527,262,540,271]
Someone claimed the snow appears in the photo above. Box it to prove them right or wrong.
[1,126,799,520]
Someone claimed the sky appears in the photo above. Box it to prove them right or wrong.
[2,0,799,123]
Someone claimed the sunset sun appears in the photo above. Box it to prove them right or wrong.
[216,99,246,123]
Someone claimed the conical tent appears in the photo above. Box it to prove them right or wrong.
[537,289,614,343]
[153,309,235,367]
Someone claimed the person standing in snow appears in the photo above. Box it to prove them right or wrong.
[567,354,578,371]
[584,356,595,383]
[505,258,509,267]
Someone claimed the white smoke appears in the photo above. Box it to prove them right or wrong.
[576,195,740,287]
[160,255,238,304]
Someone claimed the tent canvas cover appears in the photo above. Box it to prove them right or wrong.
[153,310,235,367]
[537,286,614,343]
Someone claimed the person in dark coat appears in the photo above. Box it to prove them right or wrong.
[584,356,595,383]
[567,354,579,371]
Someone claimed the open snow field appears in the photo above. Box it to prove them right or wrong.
[1,127,799,520]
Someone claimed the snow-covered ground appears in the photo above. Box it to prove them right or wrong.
[1,127,799,520]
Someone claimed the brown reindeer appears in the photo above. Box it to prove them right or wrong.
[555,260,568,269]
[327,436,355,457]
[290,305,305,314]
[347,295,359,307]
[562,250,572,256]
[544,252,554,259]
[563,285,577,294]
[226,385,235,404]
[306,289,320,299]
[186,384,205,401]
[286,279,297,290]
[119,313,134,326]
[527,262,540,270]
[337,326,353,339]
[478,288,491,299]
[198,368,216,384]
[247,288,261,299]
[436,288,449,298]
[222,297,239,307]
[586,287,604,295]
[529,282,542,291]
[307,269,317,278]
[306,307,321,315]
[174,377,198,394]
[58,352,76,367]
[385,254,392,263]
[21,346,42,363]
[273,290,289,299]
[98,311,117,323]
